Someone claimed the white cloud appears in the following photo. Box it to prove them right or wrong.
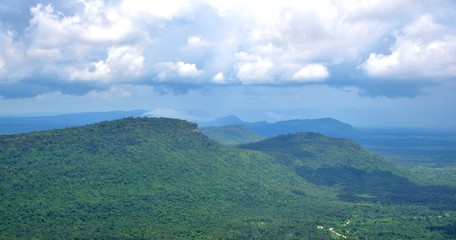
[70,60,111,81]
[362,14,456,79]
[155,61,203,81]
[105,46,145,76]
[202,0,237,17]
[0,0,455,99]
[341,0,416,22]
[215,0,408,84]
[239,1,392,62]
[234,52,274,83]
[0,31,23,81]
[211,72,228,84]
[186,35,209,49]
[291,64,329,82]
[28,3,136,47]
[0,2,144,85]
[70,45,144,82]
[26,47,61,61]
[120,0,193,20]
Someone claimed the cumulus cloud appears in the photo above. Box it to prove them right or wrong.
[120,0,194,21]
[69,45,144,82]
[0,0,455,98]
[234,52,274,84]
[211,72,226,84]
[154,61,203,81]
[186,35,209,49]
[28,3,136,47]
[291,64,329,82]
[0,31,21,81]
[362,14,456,80]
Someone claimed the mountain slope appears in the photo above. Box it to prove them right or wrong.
[240,132,393,170]
[240,132,456,206]
[200,125,265,145]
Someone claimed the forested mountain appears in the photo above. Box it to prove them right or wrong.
[240,133,456,206]
[0,118,455,239]
[200,125,265,145]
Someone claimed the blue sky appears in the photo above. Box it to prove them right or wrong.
[0,0,455,128]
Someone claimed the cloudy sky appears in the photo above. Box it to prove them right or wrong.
[0,0,455,128]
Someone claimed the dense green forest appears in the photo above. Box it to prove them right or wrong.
[201,119,456,189]
[1,118,455,239]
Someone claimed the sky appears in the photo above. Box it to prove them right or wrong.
[0,0,455,128]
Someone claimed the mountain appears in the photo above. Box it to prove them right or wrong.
[246,118,362,139]
[198,115,246,127]
[0,118,454,239]
[0,110,147,134]
[0,118,330,238]
[200,125,265,145]
[240,132,455,205]
[240,132,394,170]
[200,116,362,139]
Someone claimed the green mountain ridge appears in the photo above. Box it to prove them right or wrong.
[240,132,456,206]
[0,118,455,239]
[240,132,396,170]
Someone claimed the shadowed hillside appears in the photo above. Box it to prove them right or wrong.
[240,132,456,207]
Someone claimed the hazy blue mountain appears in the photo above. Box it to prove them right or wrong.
[198,115,246,127]
[200,125,265,145]
[246,118,362,138]
[201,116,362,139]
[0,110,146,134]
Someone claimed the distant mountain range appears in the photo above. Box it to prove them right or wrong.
[0,117,454,238]
[0,110,146,134]
[1,112,362,141]
[200,115,362,144]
